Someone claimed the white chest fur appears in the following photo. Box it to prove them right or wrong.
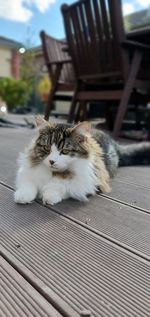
[15,153,98,205]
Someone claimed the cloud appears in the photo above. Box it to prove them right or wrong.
[136,0,150,7]
[123,3,135,15]
[31,0,56,13]
[0,0,55,22]
[123,0,150,16]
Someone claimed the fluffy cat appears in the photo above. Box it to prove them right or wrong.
[14,116,150,205]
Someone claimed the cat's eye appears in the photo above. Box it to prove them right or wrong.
[39,140,48,147]
[44,145,49,151]
[61,149,69,155]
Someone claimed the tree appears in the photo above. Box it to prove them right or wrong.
[20,28,40,107]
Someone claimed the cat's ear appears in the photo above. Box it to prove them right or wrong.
[35,115,48,128]
[71,121,91,141]
[35,115,53,130]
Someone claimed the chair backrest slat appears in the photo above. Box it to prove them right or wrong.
[84,0,101,72]
[61,0,129,80]
[40,31,75,83]
[92,0,105,72]
[76,3,92,73]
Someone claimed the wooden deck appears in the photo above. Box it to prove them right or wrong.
[0,120,150,317]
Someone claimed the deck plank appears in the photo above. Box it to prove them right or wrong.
[42,192,150,259]
[1,184,150,317]
[0,257,62,317]
[0,128,33,187]
[107,178,150,212]
[116,167,150,189]
[107,167,150,209]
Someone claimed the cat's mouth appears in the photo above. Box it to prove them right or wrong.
[49,162,66,172]
[50,165,58,170]
[50,165,62,171]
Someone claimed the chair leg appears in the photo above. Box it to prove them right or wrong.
[67,84,79,123]
[75,102,81,122]
[106,103,114,131]
[44,64,62,121]
[80,102,88,121]
[75,101,88,122]
[113,51,142,139]
[44,89,55,121]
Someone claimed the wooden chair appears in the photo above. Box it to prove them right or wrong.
[40,31,76,120]
[61,0,150,138]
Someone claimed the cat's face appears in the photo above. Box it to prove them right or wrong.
[29,117,91,171]
[43,143,77,171]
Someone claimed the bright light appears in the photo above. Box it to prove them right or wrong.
[123,3,135,16]
[1,106,7,113]
[19,47,26,54]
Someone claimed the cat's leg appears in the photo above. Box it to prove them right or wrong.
[69,186,89,202]
[42,180,67,205]
[14,167,38,204]
[70,192,89,202]
[15,184,37,204]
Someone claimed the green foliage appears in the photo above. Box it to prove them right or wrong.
[20,50,36,84]
[0,77,32,110]
[20,50,40,108]
[124,16,131,32]
[37,74,52,98]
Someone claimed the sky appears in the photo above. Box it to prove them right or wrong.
[0,0,149,47]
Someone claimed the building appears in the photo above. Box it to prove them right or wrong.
[0,36,22,79]
[125,7,150,31]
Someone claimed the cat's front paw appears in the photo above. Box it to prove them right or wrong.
[42,190,62,205]
[14,188,37,204]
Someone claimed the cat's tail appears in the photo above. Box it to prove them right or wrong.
[116,142,150,166]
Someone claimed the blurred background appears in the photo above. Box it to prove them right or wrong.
[0,0,150,117]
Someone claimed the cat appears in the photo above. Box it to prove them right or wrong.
[14,116,150,205]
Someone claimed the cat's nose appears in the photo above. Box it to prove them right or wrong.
[49,160,55,166]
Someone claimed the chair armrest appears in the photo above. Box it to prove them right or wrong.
[62,46,69,53]
[50,59,72,65]
[122,40,150,52]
